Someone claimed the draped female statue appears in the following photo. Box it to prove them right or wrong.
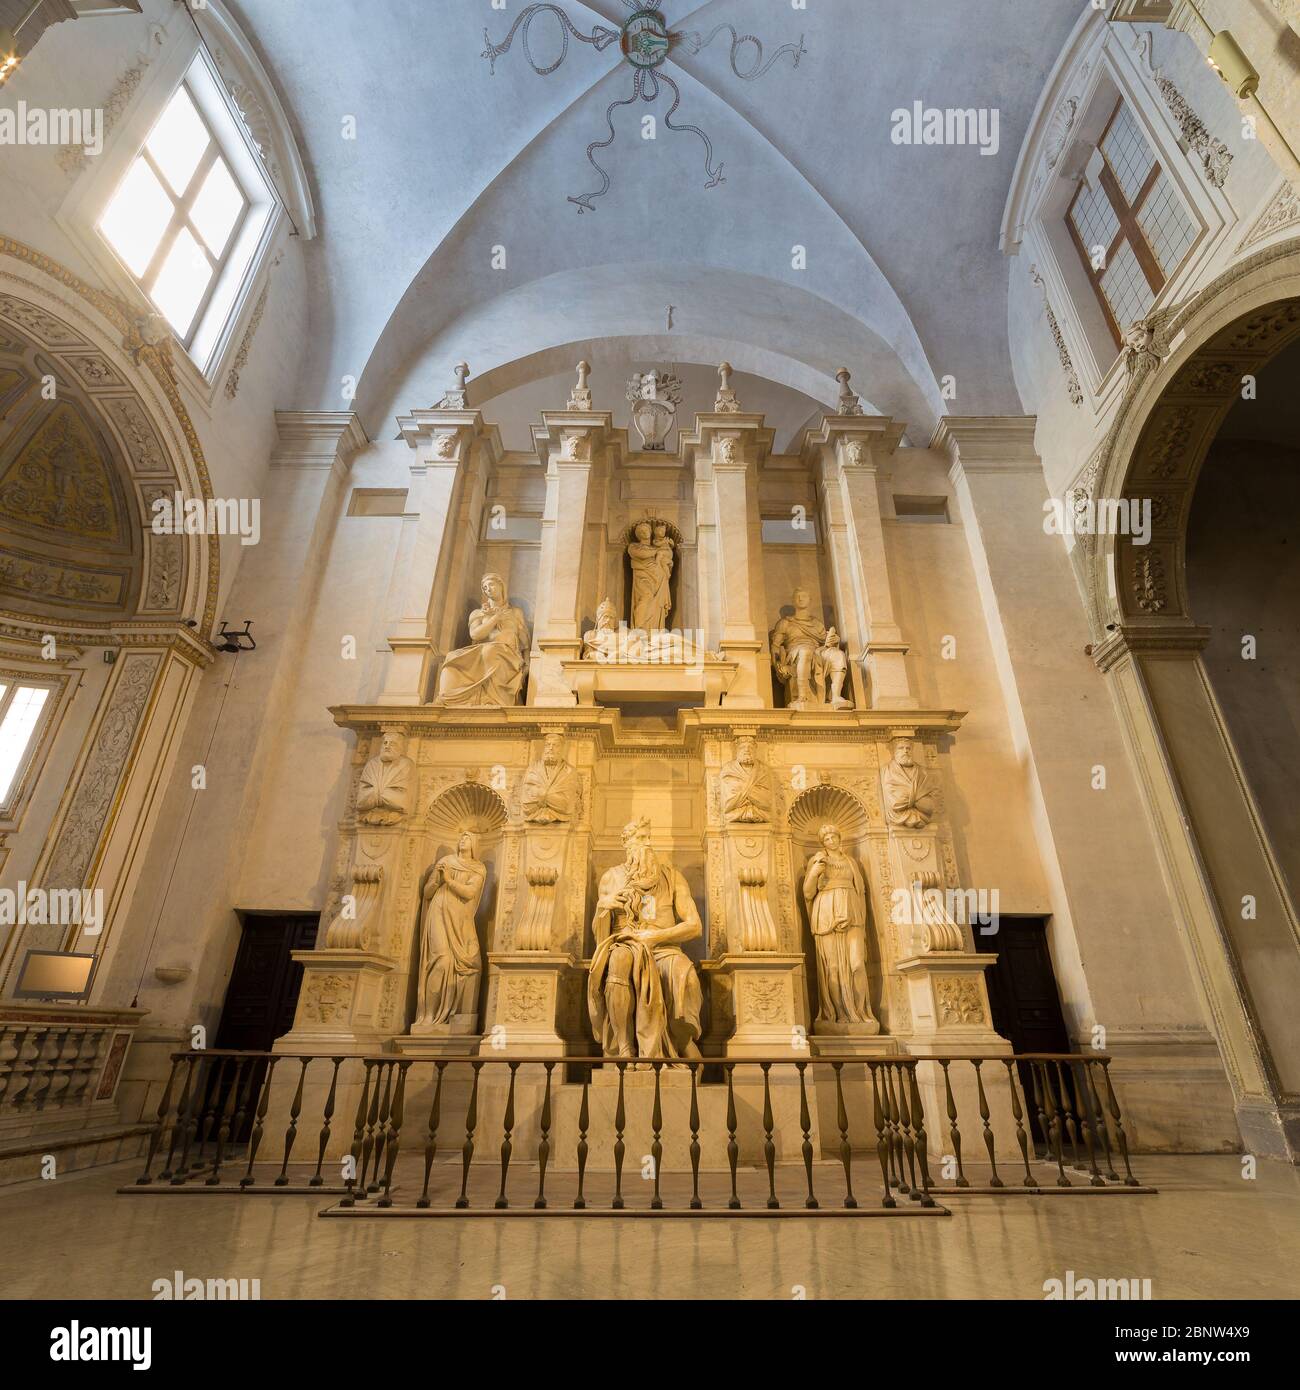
[413,832,487,1032]
[802,824,878,1030]
[434,573,530,707]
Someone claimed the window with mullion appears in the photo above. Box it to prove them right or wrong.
[99,81,252,347]
[1065,99,1197,351]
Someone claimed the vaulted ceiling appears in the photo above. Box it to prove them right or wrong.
[231,0,1082,438]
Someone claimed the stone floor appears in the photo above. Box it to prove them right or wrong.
[1,1156,1296,1300]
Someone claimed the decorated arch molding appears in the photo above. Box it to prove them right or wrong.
[1074,239,1300,658]
[0,238,219,648]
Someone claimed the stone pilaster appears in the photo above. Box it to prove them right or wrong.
[528,411,615,705]
[681,414,775,707]
[804,415,915,709]
[377,409,501,705]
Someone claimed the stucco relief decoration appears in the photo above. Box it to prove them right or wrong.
[41,653,159,897]
[0,403,120,541]
[482,3,805,212]
[1141,407,1195,479]
[1043,97,1077,172]
[103,398,166,473]
[1238,182,1300,252]
[1133,32,1232,191]
[300,973,355,1025]
[1029,265,1082,406]
[224,276,271,401]
[56,37,160,177]
[936,977,985,1026]
[1133,551,1168,613]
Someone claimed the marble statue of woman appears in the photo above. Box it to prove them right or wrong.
[627,520,673,634]
[413,832,487,1032]
[435,573,530,707]
[802,824,878,1030]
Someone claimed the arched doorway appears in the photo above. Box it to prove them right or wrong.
[1081,242,1300,1160]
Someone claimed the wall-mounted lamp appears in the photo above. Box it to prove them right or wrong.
[214,620,256,653]
[1207,30,1259,100]
[0,1,53,88]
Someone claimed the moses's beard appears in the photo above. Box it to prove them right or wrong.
[624,842,658,888]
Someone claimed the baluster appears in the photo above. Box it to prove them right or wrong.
[650,1061,664,1211]
[359,1061,387,1193]
[229,1056,260,1163]
[1054,1059,1083,1170]
[725,1061,741,1210]
[1069,1061,1105,1186]
[972,1059,1003,1188]
[417,1062,447,1209]
[193,1055,226,1172]
[1084,1060,1120,1181]
[939,1059,968,1187]
[1099,1060,1139,1185]
[907,1065,936,1207]
[612,1061,627,1211]
[761,1062,779,1209]
[340,1062,375,1207]
[206,1056,244,1184]
[882,1062,908,1194]
[241,1057,279,1188]
[870,1064,895,1209]
[1027,1058,1051,1164]
[534,1061,554,1209]
[162,1055,197,1182]
[832,1062,857,1209]
[688,1062,702,1211]
[455,1060,483,1209]
[135,1055,182,1186]
[11,1028,47,1109]
[574,1069,591,1210]
[310,1058,342,1187]
[1002,1059,1037,1187]
[0,1027,23,1109]
[367,1062,395,1193]
[171,1054,208,1184]
[893,1063,921,1200]
[797,1060,818,1210]
[495,1060,519,1209]
[1037,1061,1070,1186]
[378,1061,410,1208]
[275,1056,311,1187]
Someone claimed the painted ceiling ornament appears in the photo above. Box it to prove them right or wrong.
[626,368,681,450]
[482,2,805,213]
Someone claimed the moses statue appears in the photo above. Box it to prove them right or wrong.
[412,832,487,1032]
[434,573,530,707]
[588,816,703,1059]
[802,824,877,1030]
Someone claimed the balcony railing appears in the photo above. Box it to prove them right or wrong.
[121,1050,1151,1214]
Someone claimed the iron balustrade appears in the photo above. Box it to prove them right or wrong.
[123,1050,1149,1214]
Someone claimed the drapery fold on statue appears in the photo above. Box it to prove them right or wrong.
[588,933,672,1058]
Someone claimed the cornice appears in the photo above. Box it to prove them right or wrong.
[932,415,1041,472]
[1091,623,1211,672]
[273,410,368,467]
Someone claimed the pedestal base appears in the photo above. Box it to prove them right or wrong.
[483,951,586,1055]
[392,1033,484,1059]
[713,953,810,1057]
[274,950,393,1054]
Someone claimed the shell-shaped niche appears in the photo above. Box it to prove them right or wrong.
[426,782,508,838]
[787,784,870,842]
